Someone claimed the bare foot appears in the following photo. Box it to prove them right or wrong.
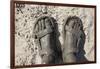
[33,16,62,64]
[63,16,85,63]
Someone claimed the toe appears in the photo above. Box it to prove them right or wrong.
[45,18,51,28]
[41,19,45,30]
[35,24,39,33]
[38,20,42,31]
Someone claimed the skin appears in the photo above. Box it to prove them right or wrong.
[63,19,81,63]
[40,18,54,64]
[34,17,62,64]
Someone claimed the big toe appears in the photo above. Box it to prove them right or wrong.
[45,18,52,29]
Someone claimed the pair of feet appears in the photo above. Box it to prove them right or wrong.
[33,16,85,64]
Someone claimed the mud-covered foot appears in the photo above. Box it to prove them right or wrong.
[63,16,85,63]
[33,16,61,64]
